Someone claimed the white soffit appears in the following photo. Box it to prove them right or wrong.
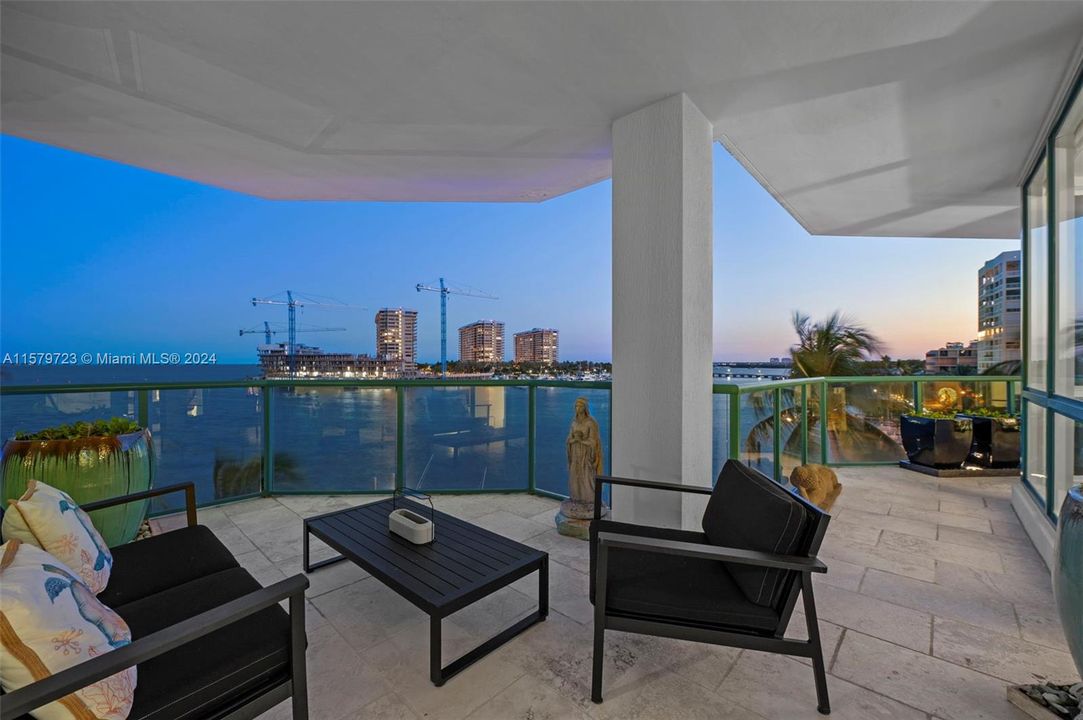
[3,1,1082,238]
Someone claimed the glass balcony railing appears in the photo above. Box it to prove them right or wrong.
[0,375,1019,513]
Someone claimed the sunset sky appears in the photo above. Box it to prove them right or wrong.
[1,136,1018,363]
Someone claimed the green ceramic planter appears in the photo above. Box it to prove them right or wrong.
[1055,484,1083,678]
[1,429,153,547]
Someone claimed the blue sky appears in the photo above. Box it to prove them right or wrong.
[1,135,1017,363]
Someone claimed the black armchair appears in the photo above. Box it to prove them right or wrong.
[2,482,310,720]
[590,460,832,714]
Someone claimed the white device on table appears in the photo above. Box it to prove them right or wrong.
[389,508,435,544]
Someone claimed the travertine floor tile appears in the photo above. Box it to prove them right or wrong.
[932,617,1077,685]
[936,525,1044,562]
[812,583,932,652]
[277,553,370,597]
[889,504,992,533]
[366,621,525,720]
[877,530,1004,573]
[312,576,428,651]
[860,569,1019,637]
[819,538,936,582]
[832,631,1022,720]
[718,648,928,720]
[466,673,591,720]
[835,507,938,539]
[472,510,552,542]
[225,478,1059,720]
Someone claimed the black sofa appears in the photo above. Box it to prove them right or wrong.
[1,482,310,720]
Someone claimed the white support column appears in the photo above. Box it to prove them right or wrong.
[611,93,713,528]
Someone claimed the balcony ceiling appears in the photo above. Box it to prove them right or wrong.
[3,2,1081,238]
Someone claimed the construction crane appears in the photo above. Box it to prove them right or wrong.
[239,321,346,345]
[415,278,497,379]
[250,290,355,377]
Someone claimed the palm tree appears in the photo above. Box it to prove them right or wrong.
[789,311,886,378]
[742,312,896,475]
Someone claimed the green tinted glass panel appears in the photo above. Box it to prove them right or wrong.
[271,386,396,492]
[403,385,529,491]
[535,387,610,498]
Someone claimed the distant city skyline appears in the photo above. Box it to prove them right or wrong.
[0,135,1018,363]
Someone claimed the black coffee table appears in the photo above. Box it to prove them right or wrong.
[302,498,548,685]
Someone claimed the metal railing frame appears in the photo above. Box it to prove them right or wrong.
[0,375,1019,512]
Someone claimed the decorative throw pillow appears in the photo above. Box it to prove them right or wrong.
[0,540,136,720]
[2,480,113,594]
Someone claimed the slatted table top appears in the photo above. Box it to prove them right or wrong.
[304,498,547,616]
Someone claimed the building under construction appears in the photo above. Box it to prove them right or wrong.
[257,343,414,379]
[257,308,420,379]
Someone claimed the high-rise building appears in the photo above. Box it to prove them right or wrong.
[977,250,1021,372]
[375,308,418,376]
[924,341,978,374]
[514,328,559,364]
[459,320,504,363]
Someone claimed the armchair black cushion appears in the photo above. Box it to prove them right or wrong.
[589,465,832,714]
[589,521,778,631]
[116,567,292,720]
[702,460,810,608]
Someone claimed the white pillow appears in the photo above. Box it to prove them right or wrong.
[0,540,136,720]
[2,480,114,594]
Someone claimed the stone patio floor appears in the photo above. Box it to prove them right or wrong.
[152,467,1076,720]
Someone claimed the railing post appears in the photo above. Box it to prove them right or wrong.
[772,386,782,482]
[1007,381,1016,415]
[262,385,274,497]
[137,389,149,430]
[800,383,809,466]
[528,384,537,494]
[819,379,829,465]
[913,381,923,414]
[728,388,741,461]
[396,386,406,492]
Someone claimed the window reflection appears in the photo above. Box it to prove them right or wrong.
[1055,89,1083,394]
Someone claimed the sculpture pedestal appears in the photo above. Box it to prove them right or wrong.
[555,499,608,540]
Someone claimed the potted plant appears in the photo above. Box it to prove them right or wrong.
[957,408,1021,469]
[2,418,153,546]
[900,411,973,469]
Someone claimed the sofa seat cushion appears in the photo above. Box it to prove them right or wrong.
[115,567,291,720]
[589,521,779,632]
[97,525,238,608]
[702,460,810,608]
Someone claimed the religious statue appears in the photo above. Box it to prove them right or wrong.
[556,397,609,539]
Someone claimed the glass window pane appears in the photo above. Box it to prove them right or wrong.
[1055,89,1083,396]
[739,390,775,480]
[535,386,610,498]
[403,385,528,491]
[711,392,732,482]
[1027,159,1049,391]
[1025,400,1048,507]
[148,387,264,512]
[826,381,912,463]
[272,386,397,493]
[779,387,803,480]
[1052,411,1083,520]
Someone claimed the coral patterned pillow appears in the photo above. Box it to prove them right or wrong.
[0,540,136,720]
[2,480,114,594]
